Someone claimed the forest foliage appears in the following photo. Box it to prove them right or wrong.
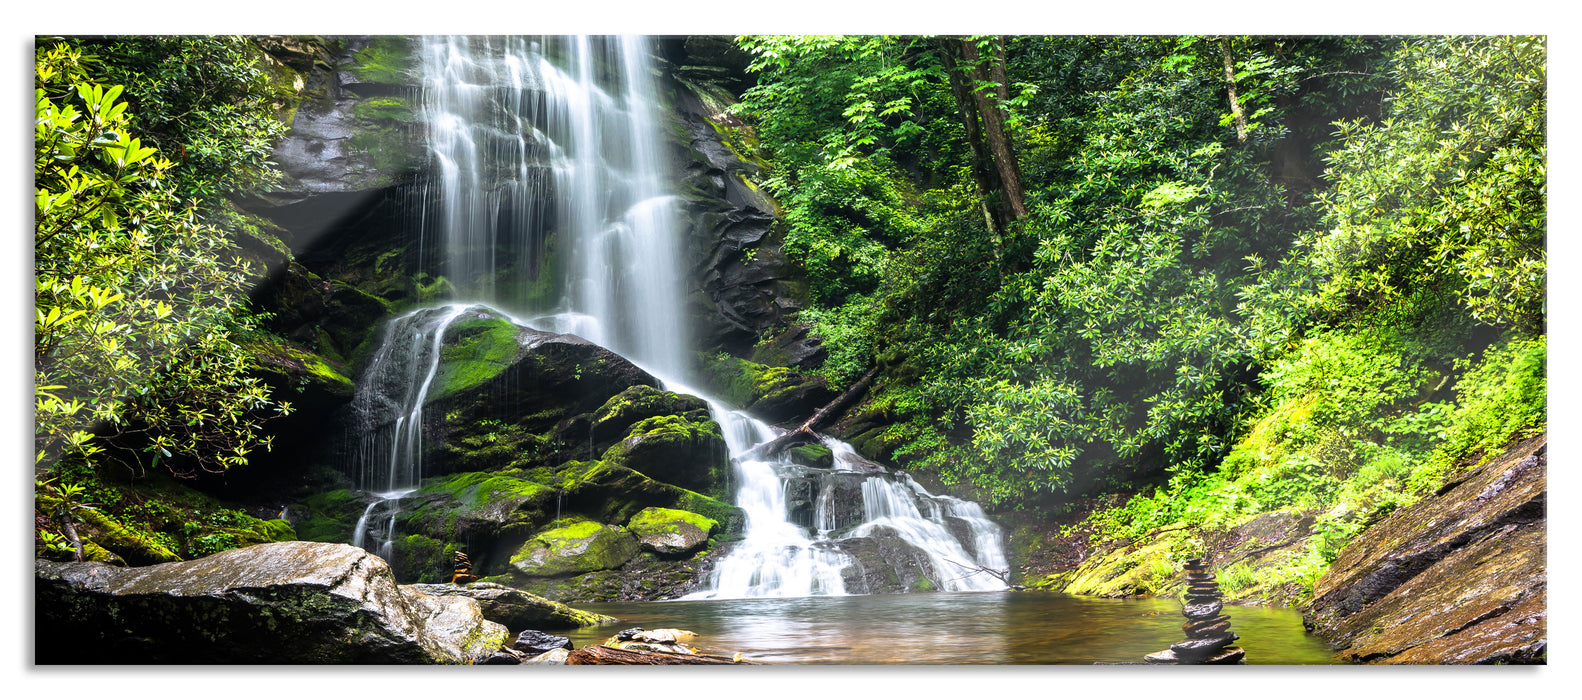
[32,34,1545,581]
[728,34,1545,562]
[33,39,292,561]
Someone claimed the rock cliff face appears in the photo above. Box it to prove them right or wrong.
[1302,434,1546,664]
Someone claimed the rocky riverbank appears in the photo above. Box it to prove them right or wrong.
[1009,434,1547,664]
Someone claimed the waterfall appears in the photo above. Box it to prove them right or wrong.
[345,303,476,555]
[344,35,1008,596]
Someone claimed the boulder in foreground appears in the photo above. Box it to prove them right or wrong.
[35,541,509,664]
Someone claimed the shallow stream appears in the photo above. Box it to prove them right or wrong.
[560,591,1337,664]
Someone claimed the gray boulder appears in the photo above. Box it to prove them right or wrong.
[34,541,508,664]
[408,581,615,630]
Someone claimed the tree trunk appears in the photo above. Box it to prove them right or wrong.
[1220,36,1249,143]
[939,36,1027,239]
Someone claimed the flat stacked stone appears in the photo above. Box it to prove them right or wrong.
[1144,558,1245,664]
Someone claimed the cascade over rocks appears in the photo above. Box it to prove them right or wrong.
[35,542,508,664]
[1302,434,1547,664]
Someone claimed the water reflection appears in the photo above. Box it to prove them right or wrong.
[561,591,1337,665]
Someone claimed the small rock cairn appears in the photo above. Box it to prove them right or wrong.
[1144,557,1244,664]
[450,550,478,584]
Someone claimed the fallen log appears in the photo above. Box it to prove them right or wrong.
[755,366,879,460]
[565,644,754,665]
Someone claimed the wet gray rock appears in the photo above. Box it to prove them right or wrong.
[835,525,940,594]
[34,541,508,664]
[513,630,574,655]
[408,581,615,630]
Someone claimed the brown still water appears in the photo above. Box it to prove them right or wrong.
[559,590,1338,665]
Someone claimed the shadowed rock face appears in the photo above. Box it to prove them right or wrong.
[34,541,508,664]
[1303,434,1547,664]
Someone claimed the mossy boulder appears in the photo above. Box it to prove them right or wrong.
[627,507,719,556]
[600,412,728,497]
[429,314,533,403]
[788,443,833,470]
[416,308,661,473]
[591,386,710,441]
[551,460,744,535]
[399,469,557,544]
[693,352,834,423]
[388,534,458,584]
[510,520,641,578]
[491,548,731,603]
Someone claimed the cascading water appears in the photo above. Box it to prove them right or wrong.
[346,303,477,557]
[346,34,1008,597]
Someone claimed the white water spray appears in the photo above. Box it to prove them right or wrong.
[347,35,1008,596]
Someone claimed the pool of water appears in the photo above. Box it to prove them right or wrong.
[559,591,1338,665]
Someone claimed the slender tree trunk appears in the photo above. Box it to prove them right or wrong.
[966,37,1029,221]
[1220,36,1249,143]
[939,36,1027,239]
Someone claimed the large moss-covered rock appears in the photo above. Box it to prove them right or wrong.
[693,352,834,424]
[497,547,735,603]
[601,412,729,497]
[409,581,615,630]
[627,507,718,556]
[1303,435,1546,664]
[552,460,743,534]
[398,469,557,544]
[35,542,508,663]
[591,386,711,441]
[510,521,641,578]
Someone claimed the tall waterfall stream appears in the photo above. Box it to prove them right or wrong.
[345,35,1008,598]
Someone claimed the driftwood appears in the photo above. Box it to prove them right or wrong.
[565,645,753,665]
[756,366,879,460]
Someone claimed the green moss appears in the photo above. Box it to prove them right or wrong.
[627,507,719,538]
[429,316,525,401]
[549,460,743,536]
[788,444,833,469]
[404,469,554,540]
[350,36,414,84]
[73,506,182,565]
[509,521,640,577]
[243,334,356,397]
[295,489,366,543]
[351,96,418,123]
[694,351,811,410]
[389,534,457,583]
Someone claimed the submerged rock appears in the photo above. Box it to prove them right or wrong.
[34,541,508,664]
[1303,434,1547,664]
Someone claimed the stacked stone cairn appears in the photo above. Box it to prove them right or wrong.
[450,550,479,584]
[1144,558,1245,664]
